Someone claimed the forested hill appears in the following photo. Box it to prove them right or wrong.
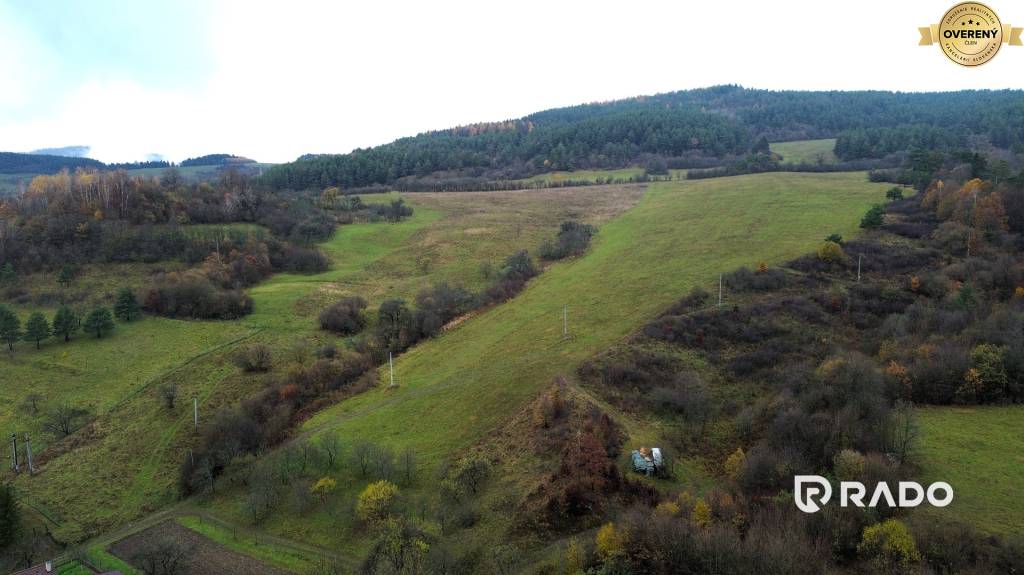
[262,86,1024,191]
[0,152,105,174]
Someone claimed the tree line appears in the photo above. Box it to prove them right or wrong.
[262,86,1024,191]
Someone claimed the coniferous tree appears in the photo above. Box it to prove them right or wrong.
[23,312,50,349]
[83,307,115,339]
[57,264,75,288]
[52,306,80,342]
[0,262,15,285]
[0,483,19,550]
[0,305,21,351]
[114,288,141,321]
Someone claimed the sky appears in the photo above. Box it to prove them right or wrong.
[2,0,1024,164]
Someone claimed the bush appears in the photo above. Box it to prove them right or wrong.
[539,220,596,261]
[356,480,399,525]
[817,241,849,264]
[234,344,273,372]
[859,519,921,571]
[318,296,368,335]
[860,204,886,229]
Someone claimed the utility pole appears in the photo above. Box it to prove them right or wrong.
[718,274,723,308]
[24,433,35,474]
[388,352,396,389]
[10,433,18,472]
[193,397,199,431]
[562,305,568,338]
[857,254,863,283]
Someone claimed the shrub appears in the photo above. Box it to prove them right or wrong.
[539,220,596,261]
[356,480,399,525]
[724,448,746,480]
[318,296,368,335]
[833,449,866,481]
[859,519,921,571]
[595,522,627,560]
[860,204,886,229]
[817,241,849,264]
[234,344,273,372]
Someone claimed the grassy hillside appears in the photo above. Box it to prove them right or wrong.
[194,172,890,554]
[917,406,1024,537]
[770,138,837,164]
[10,186,645,542]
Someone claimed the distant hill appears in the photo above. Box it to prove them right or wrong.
[0,151,105,175]
[29,145,91,158]
[180,154,256,167]
[262,86,1024,190]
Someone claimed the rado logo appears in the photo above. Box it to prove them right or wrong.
[793,475,954,513]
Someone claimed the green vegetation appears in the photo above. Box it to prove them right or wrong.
[917,406,1024,537]
[188,172,888,555]
[177,515,321,573]
[8,185,644,544]
[770,138,837,164]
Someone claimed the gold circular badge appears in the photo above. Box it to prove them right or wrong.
[939,2,1003,66]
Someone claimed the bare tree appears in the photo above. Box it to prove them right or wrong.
[42,403,89,438]
[399,448,417,485]
[318,431,342,471]
[159,384,178,411]
[135,541,186,575]
[886,399,919,464]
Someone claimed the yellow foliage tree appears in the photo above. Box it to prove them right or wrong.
[817,241,848,264]
[310,476,337,503]
[356,480,398,525]
[691,498,712,528]
[655,500,681,517]
[595,522,626,561]
[564,537,584,574]
[724,448,746,481]
[858,519,921,570]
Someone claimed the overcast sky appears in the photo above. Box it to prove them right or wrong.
[2,0,1023,163]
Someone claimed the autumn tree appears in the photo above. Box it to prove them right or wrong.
[51,306,79,342]
[83,307,115,338]
[356,480,398,525]
[858,519,921,571]
[311,476,338,505]
[595,522,627,561]
[23,312,50,349]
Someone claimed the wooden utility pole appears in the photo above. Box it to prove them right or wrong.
[562,305,568,338]
[193,397,199,431]
[857,254,863,282]
[24,433,35,474]
[388,352,396,389]
[718,274,723,308]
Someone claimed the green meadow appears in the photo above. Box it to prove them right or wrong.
[916,405,1024,537]
[197,172,890,553]
[9,185,645,542]
[770,138,837,164]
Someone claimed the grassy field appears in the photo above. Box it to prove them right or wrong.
[517,167,690,186]
[197,172,890,554]
[916,405,1024,537]
[770,138,837,164]
[8,186,645,542]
